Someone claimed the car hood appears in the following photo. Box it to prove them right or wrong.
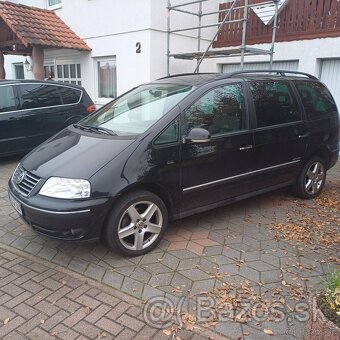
[21,127,136,179]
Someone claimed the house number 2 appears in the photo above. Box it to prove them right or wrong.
[136,42,142,53]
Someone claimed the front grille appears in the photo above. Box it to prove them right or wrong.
[12,165,41,197]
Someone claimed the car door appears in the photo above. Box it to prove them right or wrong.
[18,83,66,149]
[0,84,26,155]
[248,79,308,188]
[180,81,255,214]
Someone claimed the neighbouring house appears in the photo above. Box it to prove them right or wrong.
[1,0,340,109]
[213,0,340,109]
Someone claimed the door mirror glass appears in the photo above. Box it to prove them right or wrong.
[186,128,211,143]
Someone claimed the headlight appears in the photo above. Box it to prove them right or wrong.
[39,177,91,199]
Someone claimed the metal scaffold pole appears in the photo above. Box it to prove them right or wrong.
[270,0,280,69]
[194,0,239,73]
[167,0,171,76]
[166,0,279,75]
[240,0,249,69]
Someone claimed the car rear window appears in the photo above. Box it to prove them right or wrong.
[20,84,62,109]
[59,86,81,104]
[294,80,337,119]
[250,80,301,128]
[0,86,16,113]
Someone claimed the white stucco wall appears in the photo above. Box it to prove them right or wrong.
[2,0,340,104]
[216,37,340,77]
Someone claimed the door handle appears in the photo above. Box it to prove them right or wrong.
[239,145,253,151]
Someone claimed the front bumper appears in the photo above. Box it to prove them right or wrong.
[8,180,112,241]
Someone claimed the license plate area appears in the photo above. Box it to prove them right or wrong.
[9,192,22,216]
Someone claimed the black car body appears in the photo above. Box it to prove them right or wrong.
[0,80,95,156]
[8,71,340,256]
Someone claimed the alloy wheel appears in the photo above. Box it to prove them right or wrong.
[304,161,325,195]
[117,201,163,251]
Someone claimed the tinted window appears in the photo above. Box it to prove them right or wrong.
[186,83,246,136]
[154,121,179,145]
[59,86,81,104]
[20,84,62,109]
[250,81,301,128]
[294,80,337,119]
[0,86,16,113]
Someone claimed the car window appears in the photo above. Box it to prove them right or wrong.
[20,84,62,109]
[294,80,337,119]
[59,86,81,104]
[250,81,301,128]
[0,86,16,113]
[185,83,246,136]
[154,120,179,145]
[82,84,194,136]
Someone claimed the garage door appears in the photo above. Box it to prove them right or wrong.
[320,59,340,110]
[222,60,299,73]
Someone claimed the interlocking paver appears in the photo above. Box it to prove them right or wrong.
[1,156,339,339]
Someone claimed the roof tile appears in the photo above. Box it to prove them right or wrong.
[0,1,91,51]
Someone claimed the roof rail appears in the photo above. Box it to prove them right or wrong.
[218,70,318,80]
[158,72,216,80]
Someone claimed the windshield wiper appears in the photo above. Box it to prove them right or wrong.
[73,123,117,136]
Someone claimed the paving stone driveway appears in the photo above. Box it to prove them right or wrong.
[0,155,339,339]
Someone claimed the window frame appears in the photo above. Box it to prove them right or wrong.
[248,79,303,130]
[183,81,249,139]
[94,56,117,104]
[153,119,180,147]
[14,63,25,80]
[47,0,62,10]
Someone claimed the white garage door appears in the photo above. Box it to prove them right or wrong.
[222,60,299,73]
[320,59,340,110]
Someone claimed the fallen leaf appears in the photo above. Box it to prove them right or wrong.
[3,318,9,325]
[163,329,172,336]
[264,329,274,335]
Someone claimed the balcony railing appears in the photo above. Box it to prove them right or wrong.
[213,0,340,48]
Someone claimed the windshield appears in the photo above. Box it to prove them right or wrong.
[81,83,194,136]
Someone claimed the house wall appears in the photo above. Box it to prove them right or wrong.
[2,0,220,104]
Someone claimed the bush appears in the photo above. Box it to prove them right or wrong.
[318,270,340,327]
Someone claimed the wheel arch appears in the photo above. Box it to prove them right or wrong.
[100,182,173,239]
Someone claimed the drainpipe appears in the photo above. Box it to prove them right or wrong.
[32,46,44,80]
[0,51,5,79]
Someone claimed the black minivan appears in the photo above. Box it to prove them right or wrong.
[0,80,95,157]
[8,71,339,256]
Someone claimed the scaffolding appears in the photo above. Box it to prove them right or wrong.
[166,0,280,75]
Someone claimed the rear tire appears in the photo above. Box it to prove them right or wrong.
[104,190,168,256]
[294,157,326,199]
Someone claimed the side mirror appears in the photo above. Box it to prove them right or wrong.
[185,128,211,143]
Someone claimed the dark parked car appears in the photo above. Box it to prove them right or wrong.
[0,80,95,156]
[8,71,340,256]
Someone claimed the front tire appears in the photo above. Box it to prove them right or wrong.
[105,190,168,256]
[294,157,326,199]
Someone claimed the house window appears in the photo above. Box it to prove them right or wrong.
[48,0,62,6]
[44,65,55,80]
[14,64,24,79]
[97,58,117,99]
[56,63,82,85]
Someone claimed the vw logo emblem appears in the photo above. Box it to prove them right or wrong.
[15,171,26,184]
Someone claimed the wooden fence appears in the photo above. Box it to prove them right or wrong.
[213,0,340,48]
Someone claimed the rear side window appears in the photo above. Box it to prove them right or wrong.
[59,86,81,104]
[250,81,301,128]
[0,86,16,113]
[185,83,246,136]
[294,80,337,119]
[20,84,62,109]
